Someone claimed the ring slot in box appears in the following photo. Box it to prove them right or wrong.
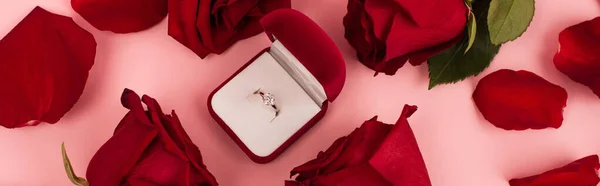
[208,9,346,163]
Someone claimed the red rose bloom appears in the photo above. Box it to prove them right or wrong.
[473,69,568,130]
[286,105,431,186]
[509,155,600,186]
[168,0,291,58]
[0,7,96,128]
[554,17,600,98]
[343,0,468,75]
[71,0,168,33]
[86,89,218,186]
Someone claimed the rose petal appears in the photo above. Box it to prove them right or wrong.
[87,89,218,186]
[554,17,600,98]
[87,90,158,185]
[288,105,430,185]
[290,136,349,181]
[509,155,600,186]
[383,0,467,63]
[473,69,568,130]
[310,164,392,186]
[290,116,393,182]
[369,105,432,186]
[0,7,96,128]
[168,0,290,58]
[71,0,167,33]
[344,0,468,75]
[167,0,211,58]
[393,0,465,28]
[344,0,386,71]
[212,0,261,31]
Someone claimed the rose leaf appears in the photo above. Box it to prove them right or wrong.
[428,0,500,89]
[487,0,535,45]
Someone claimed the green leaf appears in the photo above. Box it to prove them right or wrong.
[428,0,501,89]
[487,0,535,45]
[464,9,477,54]
[62,143,89,186]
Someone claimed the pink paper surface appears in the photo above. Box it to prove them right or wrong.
[0,0,599,185]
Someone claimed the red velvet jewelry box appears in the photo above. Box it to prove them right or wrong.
[207,9,346,163]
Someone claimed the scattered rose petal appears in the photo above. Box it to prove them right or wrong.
[72,0,168,33]
[509,155,600,186]
[86,89,218,185]
[343,0,467,75]
[168,0,291,58]
[0,7,96,128]
[473,69,568,130]
[554,17,600,98]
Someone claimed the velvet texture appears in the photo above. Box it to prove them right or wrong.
[286,105,431,186]
[86,89,218,186]
[168,0,291,58]
[554,17,600,98]
[0,7,96,128]
[343,0,467,75]
[473,69,568,130]
[260,9,346,101]
[509,155,600,186]
[72,0,168,33]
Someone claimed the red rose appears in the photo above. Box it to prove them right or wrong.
[71,0,168,33]
[86,89,218,186]
[286,105,431,186]
[554,17,600,98]
[472,69,568,130]
[343,0,468,75]
[0,7,96,128]
[509,155,600,186]
[168,0,291,58]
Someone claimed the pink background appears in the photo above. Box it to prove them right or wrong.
[0,0,599,185]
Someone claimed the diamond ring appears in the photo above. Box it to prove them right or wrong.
[254,89,280,117]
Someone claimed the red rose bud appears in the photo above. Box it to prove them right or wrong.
[554,17,600,98]
[287,105,431,186]
[71,0,168,33]
[509,155,600,186]
[0,7,96,128]
[86,89,218,186]
[168,0,291,58]
[343,0,468,75]
[473,69,568,130]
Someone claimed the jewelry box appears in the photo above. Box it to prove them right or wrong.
[208,9,346,163]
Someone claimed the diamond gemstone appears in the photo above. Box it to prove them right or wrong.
[261,93,275,106]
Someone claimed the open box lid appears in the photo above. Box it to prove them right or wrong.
[260,9,346,102]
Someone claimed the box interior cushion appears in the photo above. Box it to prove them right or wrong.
[261,9,346,102]
[270,40,326,106]
[210,52,321,157]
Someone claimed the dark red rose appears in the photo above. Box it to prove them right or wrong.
[0,7,96,128]
[168,0,291,58]
[554,17,600,98]
[286,105,431,186]
[72,0,168,33]
[473,69,568,130]
[509,155,600,186]
[86,89,218,186]
[343,0,468,75]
